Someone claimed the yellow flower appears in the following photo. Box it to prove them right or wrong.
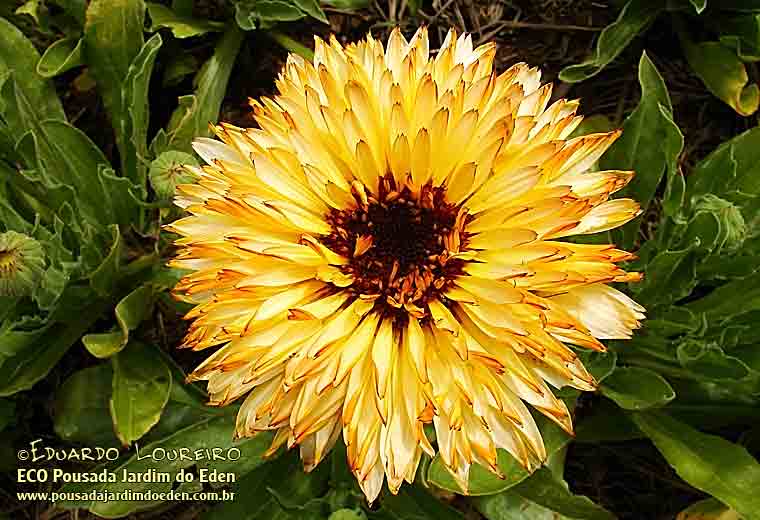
[168,27,645,501]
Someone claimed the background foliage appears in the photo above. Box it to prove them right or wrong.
[0,0,759,519]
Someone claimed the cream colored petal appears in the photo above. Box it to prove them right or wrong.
[372,318,396,399]
[193,137,248,166]
[336,313,382,384]
[467,229,538,250]
[570,198,642,235]
[549,284,645,339]
[454,276,523,304]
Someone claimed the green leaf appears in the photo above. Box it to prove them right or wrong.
[162,27,244,154]
[719,0,760,10]
[0,398,15,431]
[51,0,87,26]
[89,225,123,296]
[718,13,760,61]
[681,195,746,256]
[171,0,194,16]
[330,509,367,520]
[83,0,146,180]
[645,307,700,337]
[676,340,751,380]
[577,349,617,383]
[204,452,330,520]
[83,283,157,358]
[375,485,464,519]
[147,2,224,38]
[16,0,46,25]
[54,363,120,446]
[601,52,684,248]
[58,414,272,517]
[426,414,572,495]
[689,0,707,13]
[320,0,370,7]
[575,398,642,443]
[15,120,130,227]
[633,411,760,520]
[120,33,163,190]
[558,0,663,82]
[569,114,614,139]
[0,299,108,396]
[233,1,258,30]
[475,491,576,520]
[601,367,675,410]
[0,17,66,127]
[632,239,699,307]
[677,498,741,520]
[291,0,328,23]
[689,129,744,198]
[270,31,315,61]
[37,37,83,78]
[235,0,306,29]
[680,34,760,116]
[512,467,615,520]
[162,53,197,86]
[687,271,760,321]
[110,342,172,445]
[688,126,760,222]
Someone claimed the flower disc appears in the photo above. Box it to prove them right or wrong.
[169,27,645,500]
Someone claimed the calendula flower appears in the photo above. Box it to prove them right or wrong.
[168,27,645,501]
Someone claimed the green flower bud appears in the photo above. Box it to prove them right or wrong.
[149,151,199,200]
[328,508,367,520]
[0,231,45,297]
[689,194,746,254]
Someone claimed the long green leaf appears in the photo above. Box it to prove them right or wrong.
[633,412,760,520]
[0,299,108,396]
[36,37,83,78]
[16,120,128,227]
[559,0,662,82]
[0,16,65,129]
[677,498,742,520]
[84,0,146,180]
[121,33,163,191]
[162,27,244,154]
[475,491,575,520]
[687,271,760,321]
[601,52,684,249]
[512,467,616,520]
[146,2,224,38]
[632,239,700,307]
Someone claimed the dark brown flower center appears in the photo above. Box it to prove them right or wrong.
[321,176,468,317]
